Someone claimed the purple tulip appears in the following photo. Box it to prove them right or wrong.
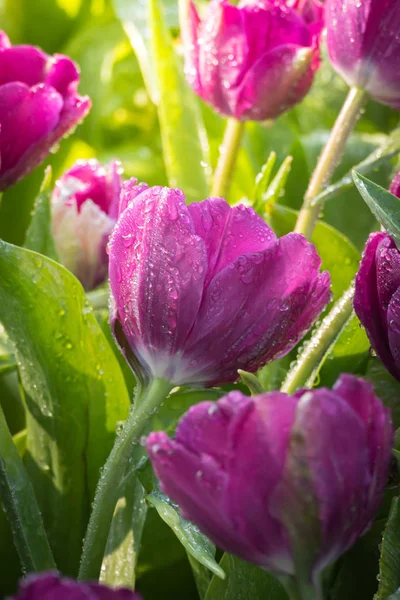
[325,0,400,109]
[51,159,122,291]
[108,183,330,386]
[180,0,324,121]
[0,32,91,191]
[9,572,141,600]
[147,374,393,581]
[354,230,400,382]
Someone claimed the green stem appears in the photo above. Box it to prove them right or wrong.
[78,377,173,581]
[281,284,354,394]
[211,118,245,199]
[0,405,56,572]
[295,87,367,239]
[281,575,323,600]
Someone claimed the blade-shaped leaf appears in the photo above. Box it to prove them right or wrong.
[375,498,400,600]
[0,241,130,575]
[353,171,400,246]
[147,489,225,580]
[205,554,286,600]
[0,405,55,573]
[148,0,211,202]
[100,475,147,588]
[24,167,58,260]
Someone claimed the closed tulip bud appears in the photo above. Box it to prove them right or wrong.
[325,0,400,109]
[355,231,400,383]
[0,32,91,191]
[9,572,141,599]
[108,183,330,387]
[147,375,393,586]
[179,0,324,121]
[51,159,122,291]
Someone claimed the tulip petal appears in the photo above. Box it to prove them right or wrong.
[235,43,317,120]
[354,232,395,373]
[184,233,330,385]
[0,82,63,173]
[147,430,262,562]
[108,187,208,381]
[224,392,297,574]
[272,389,371,574]
[375,235,400,325]
[326,0,400,107]
[45,54,80,98]
[118,178,149,217]
[332,374,393,516]
[181,1,202,94]
[188,198,276,285]
[0,45,47,87]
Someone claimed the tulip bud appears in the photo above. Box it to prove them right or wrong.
[108,183,330,386]
[51,159,122,291]
[325,0,400,109]
[147,375,393,584]
[9,571,141,599]
[0,32,91,191]
[179,0,324,121]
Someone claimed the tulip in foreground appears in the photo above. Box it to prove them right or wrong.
[180,0,324,121]
[52,159,122,290]
[108,183,330,387]
[147,375,393,594]
[9,572,141,599]
[325,0,400,109]
[0,32,91,190]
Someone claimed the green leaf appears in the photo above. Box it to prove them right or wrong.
[148,0,211,202]
[100,476,147,589]
[238,369,264,395]
[267,204,360,301]
[365,359,400,429]
[0,241,130,575]
[375,498,400,600]
[328,519,386,600]
[205,554,287,600]
[353,171,400,246]
[24,167,58,260]
[147,490,225,580]
[0,404,55,573]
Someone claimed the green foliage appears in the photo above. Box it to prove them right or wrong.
[0,242,130,575]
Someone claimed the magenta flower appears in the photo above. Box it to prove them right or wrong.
[0,32,91,191]
[108,183,330,386]
[325,0,400,109]
[9,572,141,599]
[51,159,122,291]
[147,375,393,580]
[180,0,324,121]
[354,231,400,382]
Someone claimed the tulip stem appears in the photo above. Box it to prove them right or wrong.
[294,86,367,240]
[211,118,246,199]
[78,377,173,582]
[280,283,355,394]
[281,576,324,600]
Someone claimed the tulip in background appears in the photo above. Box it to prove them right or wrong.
[9,572,141,600]
[108,182,330,387]
[147,374,393,598]
[0,32,91,191]
[51,159,122,291]
[325,0,400,109]
[180,0,324,121]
